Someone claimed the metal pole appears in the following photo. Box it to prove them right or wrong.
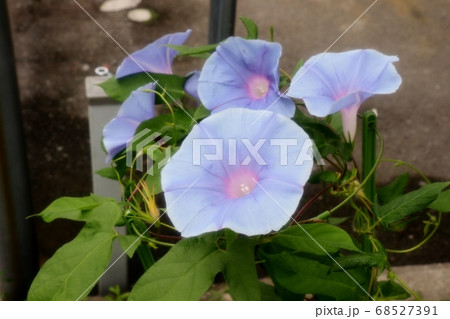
[0,0,37,300]
[208,0,237,44]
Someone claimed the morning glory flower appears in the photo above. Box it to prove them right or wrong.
[287,49,402,140]
[161,108,313,237]
[116,29,192,78]
[184,70,200,101]
[197,37,296,118]
[103,83,156,162]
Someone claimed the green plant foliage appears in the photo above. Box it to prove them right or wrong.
[35,194,117,224]
[428,189,450,212]
[377,172,409,205]
[167,43,217,58]
[28,201,122,300]
[375,182,450,226]
[222,237,260,301]
[240,17,259,39]
[99,73,186,103]
[128,232,261,301]
[117,235,142,258]
[266,224,361,255]
[128,233,224,300]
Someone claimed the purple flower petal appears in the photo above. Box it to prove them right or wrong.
[287,49,402,140]
[184,70,200,101]
[198,37,295,118]
[116,30,192,78]
[161,108,313,237]
[103,83,156,162]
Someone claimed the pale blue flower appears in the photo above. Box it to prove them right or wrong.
[116,30,192,78]
[161,108,313,237]
[287,49,402,140]
[184,70,200,101]
[103,83,156,162]
[197,37,295,117]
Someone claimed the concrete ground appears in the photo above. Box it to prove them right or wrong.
[4,0,450,299]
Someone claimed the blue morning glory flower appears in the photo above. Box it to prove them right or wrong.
[197,37,295,118]
[161,108,313,237]
[116,30,192,78]
[287,49,402,140]
[103,83,156,162]
[184,70,200,101]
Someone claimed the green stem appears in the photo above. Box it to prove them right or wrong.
[318,128,384,217]
[130,223,175,248]
[386,212,442,254]
[126,221,155,271]
[391,271,422,301]
[382,159,431,184]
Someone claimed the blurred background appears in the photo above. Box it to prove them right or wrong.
[1,0,449,299]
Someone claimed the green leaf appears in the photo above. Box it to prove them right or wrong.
[309,170,338,184]
[193,105,211,120]
[240,17,258,39]
[328,112,343,135]
[292,110,342,158]
[327,217,350,225]
[128,233,224,300]
[259,282,281,301]
[223,237,260,301]
[27,202,122,300]
[37,194,116,224]
[428,189,450,212]
[95,167,118,181]
[378,280,410,300]
[267,224,360,255]
[377,173,409,205]
[117,235,142,258]
[331,253,387,271]
[167,43,217,57]
[145,169,162,195]
[99,73,186,103]
[375,182,450,226]
[258,251,367,300]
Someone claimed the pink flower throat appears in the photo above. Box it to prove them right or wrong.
[248,76,270,100]
[224,169,258,199]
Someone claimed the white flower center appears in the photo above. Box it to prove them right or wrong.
[225,169,258,198]
[248,76,270,100]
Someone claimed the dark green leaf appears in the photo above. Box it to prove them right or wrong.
[128,233,223,300]
[117,235,142,258]
[377,173,409,205]
[375,182,450,226]
[259,282,281,301]
[331,253,387,271]
[428,189,450,212]
[309,170,338,184]
[378,280,410,300]
[99,73,186,103]
[292,111,341,158]
[258,251,368,300]
[166,43,217,57]
[223,237,260,301]
[267,224,360,255]
[240,17,258,39]
[27,202,122,300]
[95,167,118,181]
